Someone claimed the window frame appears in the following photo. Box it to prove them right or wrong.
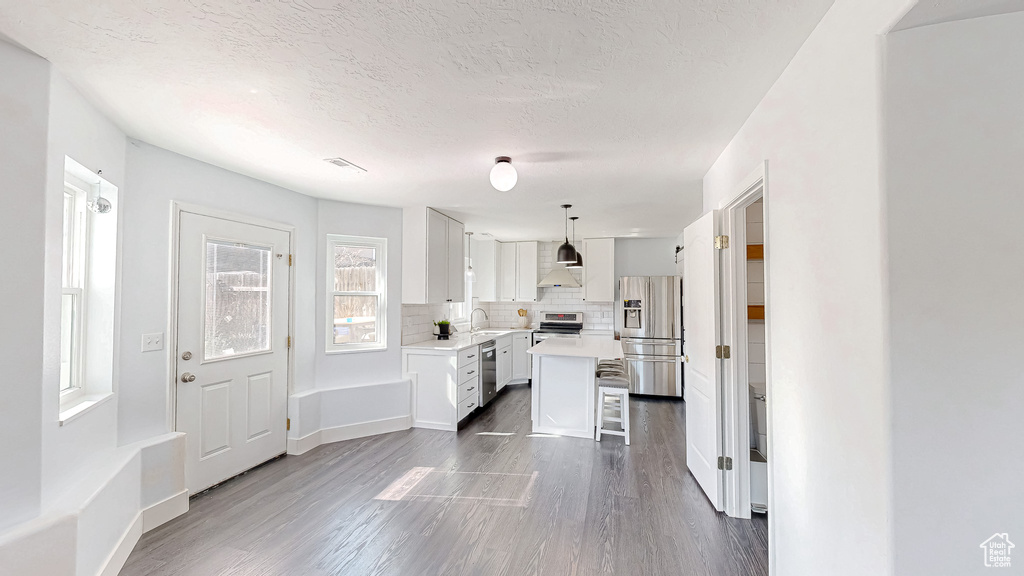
[60,181,89,406]
[326,234,387,354]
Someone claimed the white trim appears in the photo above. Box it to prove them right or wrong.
[286,415,412,455]
[325,233,388,353]
[57,392,114,426]
[717,160,775,568]
[142,490,189,532]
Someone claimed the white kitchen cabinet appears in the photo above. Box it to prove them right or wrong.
[512,332,531,383]
[404,344,480,431]
[472,237,498,302]
[402,207,465,304]
[582,237,615,302]
[447,218,465,303]
[496,334,513,390]
[497,241,538,302]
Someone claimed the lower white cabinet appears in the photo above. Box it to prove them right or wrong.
[512,332,531,382]
[404,344,480,431]
[497,335,513,391]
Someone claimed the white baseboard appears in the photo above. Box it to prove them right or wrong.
[142,490,189,533]
[288,415,411,455]
[98,512,142,576]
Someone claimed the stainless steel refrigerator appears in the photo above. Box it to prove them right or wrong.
[617,276,683,397]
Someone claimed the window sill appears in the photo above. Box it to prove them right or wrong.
[325,345,388,355]
[59,392,114,426]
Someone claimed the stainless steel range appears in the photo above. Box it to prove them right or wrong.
[531,312,584,346]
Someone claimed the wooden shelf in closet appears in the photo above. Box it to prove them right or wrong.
[747,244,764,260]
[748,305,765,320]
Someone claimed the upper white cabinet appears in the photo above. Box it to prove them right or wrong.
[471,236,498,302]
[582,237,615,302]
[497,241,538,302]
[403,207,465,304]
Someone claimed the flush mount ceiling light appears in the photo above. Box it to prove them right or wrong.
[324,157,367,174]
[489,156,517,192]
[566,216,583,269]
[556,204,578,264]
[466,231,476,282]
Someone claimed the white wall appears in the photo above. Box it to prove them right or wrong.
[701,1,914,573]
[885,13,1024,575]
[0,37,48,532]
[118,141,319,444]
[315,200,404,389]
[41,69,127,510]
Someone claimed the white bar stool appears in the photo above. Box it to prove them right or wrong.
[595,375,630,445]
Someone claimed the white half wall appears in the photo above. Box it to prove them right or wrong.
[701,1,915,574]
[288,379,412,455]
[885,13,1024,575]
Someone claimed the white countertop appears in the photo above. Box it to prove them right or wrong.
[527,335,623,359]
[402,328,533,352]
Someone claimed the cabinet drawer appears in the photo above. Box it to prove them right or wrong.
[458,362,479,383]
[458,346,479,368]
[458,376,479,403]
[458,395,478,421]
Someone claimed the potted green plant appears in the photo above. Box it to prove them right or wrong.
[434,319,451,340]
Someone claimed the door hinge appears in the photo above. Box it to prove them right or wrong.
[287,336,291,349]
[715,235,729,249]
[716,345,731,359]
[287,418,290,431]
[718,456,733,471]
[288,254,293,266]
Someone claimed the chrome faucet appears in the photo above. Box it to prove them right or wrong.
[470,308,489,332]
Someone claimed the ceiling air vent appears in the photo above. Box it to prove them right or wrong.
[324,157,367,173]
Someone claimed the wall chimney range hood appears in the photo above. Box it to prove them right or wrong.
[537,268,580,288]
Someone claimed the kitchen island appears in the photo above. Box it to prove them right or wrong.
[527,335,623,439]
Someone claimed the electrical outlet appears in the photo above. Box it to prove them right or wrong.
[142,332,164,352]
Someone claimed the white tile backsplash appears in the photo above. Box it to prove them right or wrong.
[401,241,615,341]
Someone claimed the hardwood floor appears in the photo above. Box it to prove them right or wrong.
[122,387,768,576]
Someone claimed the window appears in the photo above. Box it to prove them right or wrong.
[327,235,387,352]
[59,157,119,418]
[60,182,87,397]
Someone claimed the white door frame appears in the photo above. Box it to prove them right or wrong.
[166,202,295,438]
[718,161,774,557]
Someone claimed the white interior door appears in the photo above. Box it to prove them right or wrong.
[176,212,290,494]
[683,210,724,510]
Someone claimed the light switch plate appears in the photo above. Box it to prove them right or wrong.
[142,332,164,352]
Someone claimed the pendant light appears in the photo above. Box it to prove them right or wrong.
[556,204,578,264]
[566,216,583,269]
[489,156,517,192]
[465,232,476,282]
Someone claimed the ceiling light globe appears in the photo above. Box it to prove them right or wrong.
[489,157,517,192]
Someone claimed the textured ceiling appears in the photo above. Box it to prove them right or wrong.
[893,0,1024,31]
[0,0,834,240]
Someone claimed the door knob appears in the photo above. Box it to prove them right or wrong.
[684,355,689,363]
[180,372,196,383]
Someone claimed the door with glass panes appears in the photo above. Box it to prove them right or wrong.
[175,211,290,494]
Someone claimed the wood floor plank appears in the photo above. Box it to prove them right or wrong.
[122,386,768,576]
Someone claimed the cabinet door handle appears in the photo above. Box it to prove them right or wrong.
[467,370,475,375]
[467,387,474,391]
[467,354,475,359]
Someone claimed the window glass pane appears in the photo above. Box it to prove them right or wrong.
[205,240,272,360]
[333,245,376,292]
[60,293,76,391]
[333,295,377,344]
[62,192,75,287]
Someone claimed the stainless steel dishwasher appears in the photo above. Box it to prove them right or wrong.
[480,340,497,407]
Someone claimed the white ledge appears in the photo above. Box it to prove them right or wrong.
[59,392,114,426]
